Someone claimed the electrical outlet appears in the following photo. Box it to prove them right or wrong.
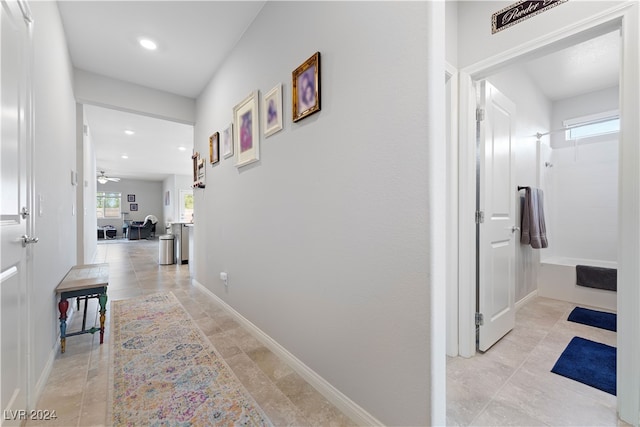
[220,272,228,287]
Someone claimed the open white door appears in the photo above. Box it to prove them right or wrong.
[1,0,34,422]
[477,81,517,352]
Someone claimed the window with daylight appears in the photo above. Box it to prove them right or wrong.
[97,192,122,218]
[564,110,620,141]
[180,190,194,222]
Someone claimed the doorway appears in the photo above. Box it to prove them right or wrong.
[80,105,194,262]
[450,4,639,425]
[448,27,622,425]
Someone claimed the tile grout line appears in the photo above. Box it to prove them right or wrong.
[467,305,570,426]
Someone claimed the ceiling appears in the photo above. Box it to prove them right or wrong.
[58,1,266,99]
[85,105,194,181]
[522,29,620,101]
[57,1,265,182]
[56,2,619,183]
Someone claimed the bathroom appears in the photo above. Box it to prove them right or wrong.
[446,28,621,425]
[487,29,620,313]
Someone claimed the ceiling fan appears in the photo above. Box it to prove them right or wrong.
[97,171,121,184]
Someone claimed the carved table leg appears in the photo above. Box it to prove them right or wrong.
[58,298,69,353]
[98,293,108,344]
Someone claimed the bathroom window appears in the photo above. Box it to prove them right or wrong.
[564,110,619,140]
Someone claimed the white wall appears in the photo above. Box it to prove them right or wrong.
[81,107,98,262]
[194,2,433,425]
[446,0,459,67]
[543,87,619,263]
[484,65,552,302]
[74,69,196,124]
[30,0,78,403]
[162,174,192,229]
[457,1,627,69]
[162,175,176,232]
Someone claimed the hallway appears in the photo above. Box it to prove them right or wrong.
[27,240,354,426]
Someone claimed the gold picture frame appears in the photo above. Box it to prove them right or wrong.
[292,52,320,122]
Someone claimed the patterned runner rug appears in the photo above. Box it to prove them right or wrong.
[109,292,272,426]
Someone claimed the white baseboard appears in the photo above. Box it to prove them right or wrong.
[30,339,60,408]
[191,280,384,427]
[516,289,539,311]
[30,304,80,408]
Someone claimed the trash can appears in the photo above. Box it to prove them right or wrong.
[159,234,175,265]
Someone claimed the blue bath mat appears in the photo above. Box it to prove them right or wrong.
[551,336,616,395]
[568,307,617,332]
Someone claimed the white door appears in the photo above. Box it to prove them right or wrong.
[477,81,517,352]
[1,0,34,422]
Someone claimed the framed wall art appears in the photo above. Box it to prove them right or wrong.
[127,194,135,202]
[222,123,234,159]
[233,91,260,168]
[292,52,320,122]
[130,203,138,211]
[209,131,220,165]
[263,83,283,137]
[192,151,205,188]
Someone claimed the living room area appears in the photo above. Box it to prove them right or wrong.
[96,175,193,243]
[89,103,195,245]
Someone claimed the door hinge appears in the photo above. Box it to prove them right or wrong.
[475,210,484,224]
[475,313,484,326]
[476,108,485,122]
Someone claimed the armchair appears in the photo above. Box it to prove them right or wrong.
[128,220,154,240]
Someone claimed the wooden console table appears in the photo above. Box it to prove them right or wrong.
[55,264,109,353]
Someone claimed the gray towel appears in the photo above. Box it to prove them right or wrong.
[521,187,548,249]
[576,265,617,291]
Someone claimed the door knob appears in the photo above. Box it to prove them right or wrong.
[21,235,39,247]
[511,226,520,233]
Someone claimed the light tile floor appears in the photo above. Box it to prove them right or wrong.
[447,296,626,426]
[27,239,355,427]
[28,239,627,427]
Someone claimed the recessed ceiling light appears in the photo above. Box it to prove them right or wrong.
[124,130,135,135]
[121,154,129,159]
[178,146,186,151]
[139,38,157,51]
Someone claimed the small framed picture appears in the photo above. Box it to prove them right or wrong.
[130,203,138,211]
[233,91,260,168]
[222,123,234,159]
[292,52,320,122]
[209,132,220,165]
[263,84,283,137]
[127,194,135,202]
[192,152,205,188]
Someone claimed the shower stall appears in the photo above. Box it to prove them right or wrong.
[537,105,619,311]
